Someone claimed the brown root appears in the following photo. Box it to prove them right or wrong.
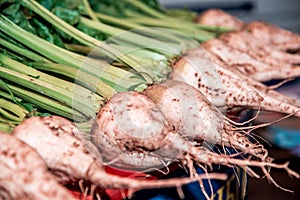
[12,116,227,198]
[222,123,269,161]
[201,39,300,82]
[220,31,300,66]
[0,131,74,200]
[185,155,211,200]
[189,146,299,182]
[145,80,268,161]
[171,50,300,118]
[243,21,300,51]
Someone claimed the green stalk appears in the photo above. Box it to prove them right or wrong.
[64,42,172,82]
[0,67,97,117]
[64,43,93,55]
[0,54,72,91]
[0,116,20,124]
[124,0,167,19]
[0,98,28,122]
[124,17,211,33]
[0,121,15,133]
[0,90,22,103]
[80,17,181,57]
[22,0,143,71]
[22,0,101,48]
[124,10,147,18]
[95,12,142,29]
[195,24,234,33]
[79,57,147,91]
[0,15,84,69]
[165,8,197,21]
[0,37,49,62]
[81,0,99,22]
[119,17,216,42]
[95,12,184,44]
[0,15,145,94]
[121,2,222,34]
[0,54,106,106]
[121,8,229,33]
[123,0,230,37]
[107,44,170,72]
[30,62,118,96]
[0,82,88,121]
[74,120,94,133]
[108,44,168,61]
[63,43,170,78]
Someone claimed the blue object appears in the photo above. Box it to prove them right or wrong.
[268,127,300,149]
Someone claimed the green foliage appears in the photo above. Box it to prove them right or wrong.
[2,4,36,33]
[0,0,107,46]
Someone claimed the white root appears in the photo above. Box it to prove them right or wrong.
[243,21,300,51]
[11,116,227,192]
[91,91,299,192]
[153,131,299,190]
[220,31,300,66]
[90,127,170,169]
[144,80,268,160]
[201,39,300,82]
[197,8,300,52]
[0,131,74,200]
[170,49,300,117]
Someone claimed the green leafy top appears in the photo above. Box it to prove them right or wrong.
[0,0,107,46]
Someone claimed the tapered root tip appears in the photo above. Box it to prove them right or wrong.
[283,162,300,179]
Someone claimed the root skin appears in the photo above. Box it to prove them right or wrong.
[0,131,74,200]
[12,116,226,192]
[201,39,300,82]
[170,51,300,117]
[145,80,268,160]
[243,21,300,51]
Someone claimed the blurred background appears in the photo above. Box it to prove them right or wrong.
[159,0,300,33]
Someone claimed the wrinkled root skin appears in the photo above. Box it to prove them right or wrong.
[201,39,300,82]
[144,80,269,160]
[170,51,300,118]
[11,116,227,199]
[0,131,74,200]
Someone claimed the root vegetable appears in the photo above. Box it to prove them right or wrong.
[220,31,300,66]
[144,80,268,160]
[92,126,169,169]
[243,21,300,51]
[188,47,300,107]
[170,48,300,117]
[195,9,244,30]
[91,91,299,192]
[0,131,74,200]
[201,39,300,82]
[196,9,300,52]
[11,116,227,193]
